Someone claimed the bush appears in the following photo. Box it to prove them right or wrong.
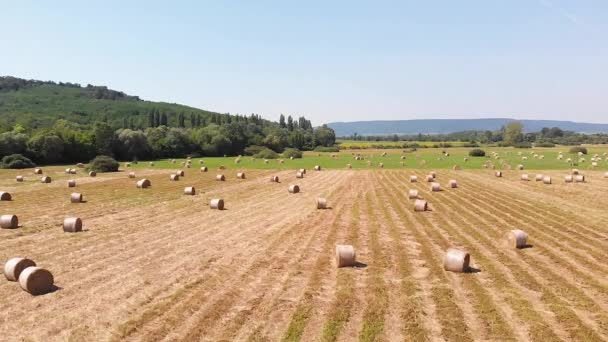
[282,148,303,159]
[254,148,278,159]
[569,146,588,155]
[88,155,119,172]
[313,146,340,152]
[468,149,486,157]
[0,154,35,169]
[513,142,532,148]
[535,142,555,148]
[244,145,265,156]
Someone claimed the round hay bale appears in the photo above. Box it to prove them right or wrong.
[410,175,418,183]
[414,199,428,212]
[299,168,307,174]
[564,175,573,183]
[543,176,552,184]
[517,164,524,170]
[65,168,71,174]
[408,189,419,199]
[149,162,155,166]
[296,171,304,178]
[34,168,42,175]
[314,165,321,171]
[336,244,356,268]
[270,175,280,183]
[288,185,300,193]
[137,179,151,188]
[199,160,204,164]
[0,215,18,229]
[70,193,83,203]
[604,172,608,178]
[431,182,441,192]
[506,229,528,249]
[170,174,180,181]
[452,165,461,170]
[41,176,51,183]
[575,175,585,183]
[210,198,224,210]
[0,192,11,201]
[128,172,136,178]
[216,174,225,181]
[535,174,543,181]
[177,170,185,177]
[89,171,96,177]
[520,174,529,181]
[443,248,470,273]
[347,163,352,169]
[200,166,208,172]
[63,217,82,233]
[449,180,458,188]
[76,163,85,168]
[316,198,327,209]
[126,162,131,167]
[237,172,246,179]
[495,171,502,177]
[184,186,195,195]
[69,169,77,174]
[16,176,24,182]
[430,171,436,178]
[426,175,434,182]
[4,257,36,281]
[18,266,54,295]
[219,165,226,170]
[67,180,76,187]
[180,162,186,167]
[571,169,579,175]
[464,157,468,162]
[171,159,176,163]
[378,163,384,168]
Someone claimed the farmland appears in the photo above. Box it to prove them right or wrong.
[1,157,608,341]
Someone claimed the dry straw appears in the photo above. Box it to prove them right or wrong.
[443,248,470,273]
[216,174,225,181]
[184,187,195,195]
[63,217,82,233]
[0,215,18,229]
[137,179,151,188]
[4,257,36,281]
[316,198,328,209]
[288,185,300,193]
[336,244,356,267]
[18,266,54,295]
[414,199,428,212]
[506,229,528,249]
[70,193,83,203]
[0,192,11,201]
[408,189,419,199]
[210,199,224,210]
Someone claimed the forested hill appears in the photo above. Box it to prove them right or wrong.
[328,119,608,137]
[0,76,231,130]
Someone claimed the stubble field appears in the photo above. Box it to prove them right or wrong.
[1,163,607,341]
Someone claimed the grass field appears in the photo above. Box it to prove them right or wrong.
[337,140,468,148]
[125,145,608,171]
[1,164,608,341]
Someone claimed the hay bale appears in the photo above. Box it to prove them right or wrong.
[34,168,42,174]
[63,217,82,233]
[237,172,246,179]
[564,175,573,183]
[288,185,300,193]
[210,198,224,210]
[65,168,71,174]
[543,176,552,184]
[506,229,528,249]
[517,164,524,170]
[216,174,225,181]
[431,182,441,192]
[299,168,307,174]
[414,199,428,212]
[521,174,529,181]
[571,169,579,175]
[0,215,18,229]
[41,176,51,183]
[449,180,458,188]
[69,169,77,174]
[410,175,418,183]
[126,162,132,167]
[408,189,419,199]
[426,175,434,182]
[443,248,470,273]
[16,176,24,182]
[70,193,83,203]
[177,170,185,176]
[271,175,280,183]
[199,160,204,164]
[184,186,195,195]
[314,165,321,171]
[347,163,352,169]
[604,172,608,178]
[18,266,54,295]
[495,171,502,177]
[4,257,36,281]
[171,159,176,163]
[149,162,155,166]
[296,171,304,178]
[535,174,543,181]
[316,198,328,209]
[452,165,461,170]
[336,244,356,267]
[219,165,226,170]
[170,174,180,181]
[128,172,135,178]
[0,192,11,201]
[137,179,151,188]
[430,171,436,178]
[200,166,208,172]
[378,162,384,168]
[181,162,186,167]
[89,171,96,177]
[76,163,85,168]
[575,175,585,183]
[67,180,76,187]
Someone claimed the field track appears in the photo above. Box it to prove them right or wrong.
[1,168,607,341]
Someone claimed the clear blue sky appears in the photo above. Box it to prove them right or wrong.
[2,0,607,125]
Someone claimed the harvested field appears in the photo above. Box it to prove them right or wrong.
[0,167,607,341]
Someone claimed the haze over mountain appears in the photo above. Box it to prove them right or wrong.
[328,119,608,137]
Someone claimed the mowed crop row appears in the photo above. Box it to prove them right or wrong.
[1,168,607,341]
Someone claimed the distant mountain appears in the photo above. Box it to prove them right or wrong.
[327,118,608,137]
